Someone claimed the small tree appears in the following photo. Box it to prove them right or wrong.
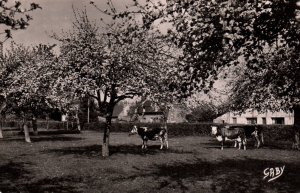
[0,1,41,138]
[1,43,56,141]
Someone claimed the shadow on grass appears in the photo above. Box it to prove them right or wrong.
[203,138,295,151]
[1,155,299,192]
[0,162,31,192]
[0,135,84,143]
[114,158,300,193]
[18,130,81,135]
[45,144,193,157]
[45,145,102,157]
[23,176,85,193]
[0,162,84,193]
[31,136,84,142]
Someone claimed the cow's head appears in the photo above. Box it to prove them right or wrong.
[211,126,218,135]
[129,125,138,136]
[251,130,258,137]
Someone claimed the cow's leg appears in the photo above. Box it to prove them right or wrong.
[221,137,225,150]
[234,140,237,148]
[255,135,261,148]
[164,133,169,149]
[166,137,169,149]
[243,138,247,150]
[142,140,145,149]
[238,141,241,150]
[252,130,259,148]
[260,133,264,146]
[293,132,299,150]
[236,136,242,150]
[160,137,163,149]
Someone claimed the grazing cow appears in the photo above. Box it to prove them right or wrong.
[211,125,247,150]
[129,125,168,149]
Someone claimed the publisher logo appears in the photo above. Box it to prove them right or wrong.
[263,165,285,182]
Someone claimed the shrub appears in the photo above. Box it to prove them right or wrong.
[84,122,295,142]
[3,120,295,143]
[83,122,213,136]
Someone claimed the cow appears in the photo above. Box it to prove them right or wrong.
[246,126,264,148]
[211,125,247,150]
[129,125,168,149]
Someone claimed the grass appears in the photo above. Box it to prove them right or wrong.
[0,130,299,193]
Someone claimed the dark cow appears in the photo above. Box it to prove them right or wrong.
[129,125,168,149]
[211,125,247,150]
[244,125,264,148]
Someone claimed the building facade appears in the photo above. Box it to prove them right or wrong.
[138,112,164,123]
[214,109,294,125]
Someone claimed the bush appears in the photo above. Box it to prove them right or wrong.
[84,122,213,136]
[211,124,295,142]
[84,122,295,142]
[259,125,294,141]
[2,120,78,130]
[3,119,295,142]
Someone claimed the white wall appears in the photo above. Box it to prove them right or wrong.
[214,110,294,125]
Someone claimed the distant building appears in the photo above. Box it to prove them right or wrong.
[167,105,188,123]
[138,112,164,123]
[214,109,294,125]
[111,116,118,123]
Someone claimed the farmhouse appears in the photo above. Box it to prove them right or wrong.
[214,109,294,125]
[138,112,164,123]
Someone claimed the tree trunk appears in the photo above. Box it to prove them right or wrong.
[0,114,4,139]
[102,116,112,157]
[46,115,49,130]
[293,106,300,149]
[24,122,31,143]
[76,111,81,131]
[32,117,38,136]
[0,122,3,139]
[0,102,6,139]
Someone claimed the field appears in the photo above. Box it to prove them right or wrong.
[0,130,299,193]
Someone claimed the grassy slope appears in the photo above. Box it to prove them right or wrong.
[0,130,299,193]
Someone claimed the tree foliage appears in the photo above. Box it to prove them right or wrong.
[114,0,300,103]
[0,43,57,118]
[54,8,178,111]
[52,7,179,156]
[217,0,300,113]
[0,0,41,42]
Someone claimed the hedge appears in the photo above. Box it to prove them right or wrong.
[2,120,296,142]
[83,122,296,142]
[83,122,213,136]
[2,120,77,130]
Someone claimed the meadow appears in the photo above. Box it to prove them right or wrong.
[0,130,299,193]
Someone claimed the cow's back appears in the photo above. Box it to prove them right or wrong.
[221,127,245,139]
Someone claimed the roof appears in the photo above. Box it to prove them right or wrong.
[143,112,164,116]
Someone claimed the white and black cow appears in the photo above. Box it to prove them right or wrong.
[129,125,168,149]
[211,125,247,150]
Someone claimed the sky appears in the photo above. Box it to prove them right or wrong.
[3,0,130,52]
